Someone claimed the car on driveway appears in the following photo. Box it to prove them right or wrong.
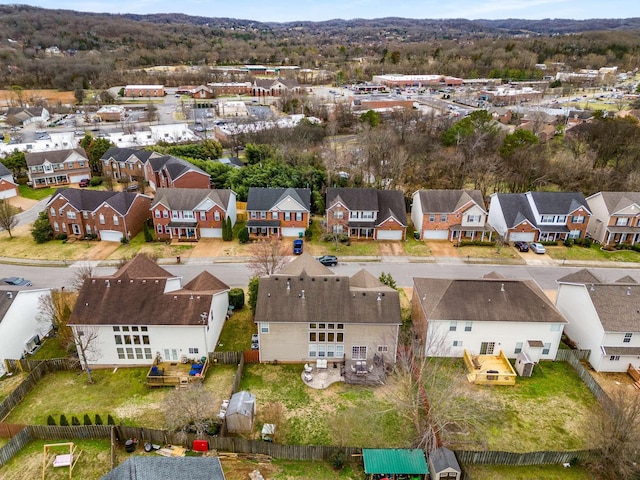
[293,239,303,255]
[78,178,90,187]
[529,242,546,254]
[513,241,529,252]
[317,255,338,266]
[2,277,32,286]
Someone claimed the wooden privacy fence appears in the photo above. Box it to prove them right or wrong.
[209,351,243,365]
[0,426,31,468]
[455,449,594,465]
[554,349,590,362]
[3,357,80,374]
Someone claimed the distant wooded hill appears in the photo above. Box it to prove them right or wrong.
[0,4,639,91]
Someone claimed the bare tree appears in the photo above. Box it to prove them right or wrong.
[164,384,218,440]
[0,199,19,238]
[247,238,289,276]
[71,264,95,291]
[587,389,640,480]
[72,325,100,384]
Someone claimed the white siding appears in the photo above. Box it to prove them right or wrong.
[586,193,609,244]
[487,194,508,238]
[411,191,424,234]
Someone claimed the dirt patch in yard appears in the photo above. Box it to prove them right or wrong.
[78,241,121,261]
[7,196,38,212]
[377,241,405,257]
[588,368,637,397]
[427,241,459,257]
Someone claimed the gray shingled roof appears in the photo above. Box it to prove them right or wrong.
[279,253,334,276]
[68,255,229,327]
[0,290,17,324]
[585,283,640,332]
[0,162,12,177]
[147,155,207,180]
[595,192,640,215]
[151,188,233,211]
[557,269,602,285]
[246,187,311,211]
[25,148,88,167]
[429,447,461,475]
[528,191,590,215]
[101,456,226,480]
[416,189,485,214]
[493,193,536,228]
[413,277,566,324]
[327,188,407,226]
[101,147,156,163]
[46,188,142,215]
[255,269,400,325]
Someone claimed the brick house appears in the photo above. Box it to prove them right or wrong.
[46,188,152,242]
[488,191,591,243]
[144,155,210,191]
[26,148,91,189]
[246,187,310,238]
[586,192,640,246]
[101,147,158,186]
[123,85,165,97]
[151,188,237,241]
[326,188,407,240]
[411,189,492,242]
[0,162,18,199]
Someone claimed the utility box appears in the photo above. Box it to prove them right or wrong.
[193,440,209,452]
[515,352,535,377]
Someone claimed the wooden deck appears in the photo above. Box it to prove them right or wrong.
[463,349,517,386]
[146,357,209,387]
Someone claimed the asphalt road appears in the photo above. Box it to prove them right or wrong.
[0,261,637,291]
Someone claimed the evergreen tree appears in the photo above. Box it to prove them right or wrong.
[47,415,56,426]
[94,414,103,425]
[83,414,92,425]
[59,414,69,426]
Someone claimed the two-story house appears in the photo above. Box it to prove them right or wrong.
[488,191,591,243]
[246,187,311,238]
[411,189,492,242]
[556,269,640,372]
[46,188,152,242]
[101,147,158,186]
[586,192,640,246]
[67,254,230,367]
[26,148,91,189]
[144,155,210,191]
[150,188,237,241]
[326,188,407,240]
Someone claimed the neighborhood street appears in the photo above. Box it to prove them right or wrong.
[0,259,637,291]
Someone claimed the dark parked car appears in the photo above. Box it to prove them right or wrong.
[513,241,529,252]
[293,239,303,255]
[2,277,32,286]
[78,178,90,187]
[317,255,338,266]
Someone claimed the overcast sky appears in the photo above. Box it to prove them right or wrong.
[8,0,640,23]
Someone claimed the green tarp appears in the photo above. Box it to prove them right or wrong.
[362,449,429,475]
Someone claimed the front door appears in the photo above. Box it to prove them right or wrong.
[480,342,495,355]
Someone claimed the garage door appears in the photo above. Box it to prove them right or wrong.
[200,228,222,238]
[508,232,535,242]
[376,230,403,240]
[282,227,304,237]
[422,230,449,240]
[100,230,124,242]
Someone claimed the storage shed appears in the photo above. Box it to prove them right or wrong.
[362,449,429,480]
[515,351,535,377]
[428,447,461,480]
[225,391,256,433]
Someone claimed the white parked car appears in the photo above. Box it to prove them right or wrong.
[529,242,546,254]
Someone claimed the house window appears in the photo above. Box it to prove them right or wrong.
[260,211,267,219]
[259,322,269,334]
[453,340,463,347]
[156,225,162,233]
[464,322,473,332]
[428,214,435,222]
[83,211,88,219]
[466,214,481,223]
[440,214,447,222]
[50,207,56,217]
[99,214,105,224]
[126,348,134,359]
[309,332,317,342]
[144,348,152,359]
[308,344,317,357]
[449,321,457,332]
[163,210,169,218]
[557,215,567,223]
[117,348,125,359]
[572,215,585,224]
[62,223,67,232]
[514,342,523,354]
[114,336,122,345]
[551,324,561,332]
[540,215,555,223]
[124,335,131,345]
[542,342,551,355]
[250,212,257,219]
[122,326,129,331]
[610,355,621,361]
[377,345,389,353]
[317,344,326,357]
[113,326,120,332]
[142,335,150,345]
[54,222,59,232]
[272,211,278,219]
[615,217,629,226]
[284,212,291,221]
[113,215,119,226]
[352,346,367,360]
[333,225,344,234]
[327,344,335,357]
[336,345,344,358]
[624,333,633,343]
[132,326,138,332]
[189,347,199,354]
[296,212,303,221]
[568,230,581,239]
[86,225,91,234]
[154,210,161,218]
[135,348,143,359]
[333,211,343,219]
[200,211,206,221]
[67,211,76,219]
[214,211,220,221]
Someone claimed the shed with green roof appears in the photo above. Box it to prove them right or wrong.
[362,449,429,479]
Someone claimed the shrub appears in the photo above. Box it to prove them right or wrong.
[59,414,69,426]
[248,276,259,312]
[304,228,312,240]
[107,414,115,425]
[89,176,103,186]
[55,233,68,241]
[228,288,245,310]
[540,240,558,246]
[238,227,250,244]
[322,233,349,244]
[379,272,397,289]
[563,238,573,247]
[71,416,80,426]
[143,222,153,242]
[94,414,103,425]
[222,217,233,241]
[458,240,495,247]
[120,236,129,244]
[83,414,92,425]
[47,415,56,426]
[331,451,345,470]
[31,211,53,244]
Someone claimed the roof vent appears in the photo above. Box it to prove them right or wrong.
[117,280,121,283]
[142,280,146,283]
[301,289,305,299]
[155,280,159,284]
[627,287,632,296]
[287,281,290,290]
[6,292,12,299]
[590,284,595,291]
[173,295,177,300]
[91,279,96,284]
[501,283,505,292]
[190,294,194,300]
[130,280,134,283]
[106,280,110,287]
[377,293,382,301]
[488,298,491,303]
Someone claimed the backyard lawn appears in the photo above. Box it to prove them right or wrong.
[546,243,640,263]
[0,372,26,403]
[465,464,594,480]
[217,302,255,351]
[239,363,414,447]
[4,364,237,429]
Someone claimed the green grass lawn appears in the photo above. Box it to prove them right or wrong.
[18,184,56,200]
[0,372,26,402]
[403,237,431,256]
[0,228,95,261]
[270,459,364,479]
[465,464,593,480]
[546,243,640,263]
[106,232,194,261]
[217,303,254,351]
[29,336,67,360]
[467,361,598,452]
[239,364,414,447]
